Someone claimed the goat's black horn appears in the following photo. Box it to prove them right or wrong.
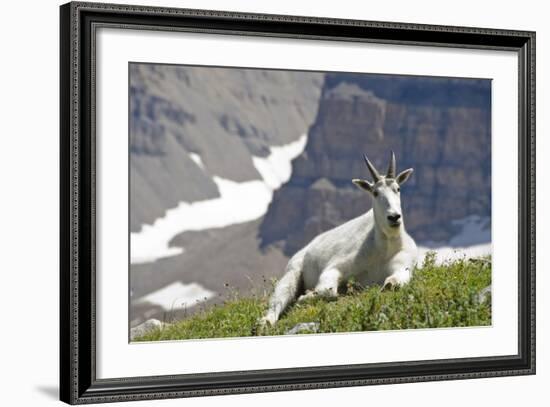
[387,150,396,178]
[363,154,381,182]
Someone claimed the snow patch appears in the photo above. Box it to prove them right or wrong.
[131,177,272,263]
[417,215,491,265]
[188,152,205,170]
[417,243,492,266]
[135,282,216,312]
[252,135,307,189]
[131,135,307,264]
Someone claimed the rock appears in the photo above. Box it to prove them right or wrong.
[477,285,492,304]
[260,74,491,254]
[130,319,169,341]
[285,322,320,335]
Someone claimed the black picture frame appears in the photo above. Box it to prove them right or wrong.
[60,1,536,404]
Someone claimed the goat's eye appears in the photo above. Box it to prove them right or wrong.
[373,191,379,197]
[397,187,400,192]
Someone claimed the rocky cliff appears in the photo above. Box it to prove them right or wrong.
[260,74,492,255]
[130,64,323,231]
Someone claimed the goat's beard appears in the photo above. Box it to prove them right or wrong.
[378,219,403,239]
[384,224,402,238]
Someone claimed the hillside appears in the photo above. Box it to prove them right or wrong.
[134,255,491,341]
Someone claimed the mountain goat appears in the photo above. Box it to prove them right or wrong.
[260,152,418,326]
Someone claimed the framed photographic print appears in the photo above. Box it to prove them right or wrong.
[60,1,535,404]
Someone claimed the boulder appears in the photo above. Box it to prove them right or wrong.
[285,322,320,335]
[130,319,169,341]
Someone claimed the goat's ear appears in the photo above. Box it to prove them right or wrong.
[352,178,373,192]
[396,168,413,185]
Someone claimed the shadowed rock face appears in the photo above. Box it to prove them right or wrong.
[130,64,323,232]
[260,75,492,255]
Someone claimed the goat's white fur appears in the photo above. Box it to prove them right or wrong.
[260,152,418,326]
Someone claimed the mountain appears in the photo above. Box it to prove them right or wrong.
[259,74,492,255]
[130,64,323,231]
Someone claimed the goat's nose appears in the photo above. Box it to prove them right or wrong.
[387,214,401,222]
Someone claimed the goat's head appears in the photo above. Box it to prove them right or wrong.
[352,151,413,237]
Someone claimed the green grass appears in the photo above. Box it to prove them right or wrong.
[134,253,491,341]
